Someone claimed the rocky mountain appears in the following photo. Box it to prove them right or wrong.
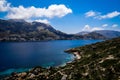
[76,31,90,35]
[0,19,83,41]
[82,32,107,39]
[77,30,120,39]
[0,19,108,41]
[4,37,120,80]
[93,30,120,39]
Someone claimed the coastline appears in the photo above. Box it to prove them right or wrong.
[64,48,81,60]
[73,52,81,59]
[2,40,104,80]
[3,51,79,79]
[3,37,120,80]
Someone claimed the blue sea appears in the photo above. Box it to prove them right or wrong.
[0,40,101,76]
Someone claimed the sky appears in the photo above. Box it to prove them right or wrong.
[0,0,120,34]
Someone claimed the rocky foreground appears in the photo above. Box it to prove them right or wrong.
[4,37,120,80]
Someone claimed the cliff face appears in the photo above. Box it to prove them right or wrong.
[5,37,120,80]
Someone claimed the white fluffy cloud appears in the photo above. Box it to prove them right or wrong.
[45,4,72,18]
[102,24,108,27]
[6,4,72,19]
[82,25,103,32]
[6,5,72,19]
[91,27,103,31]
[0,0,72,21]
[112,24,118,28]
[34,19,50,24]
[85,10,120,19]
[0,0,10,12]
[82,25,91,31]
[99,11,120,19]
[85,10,97,17]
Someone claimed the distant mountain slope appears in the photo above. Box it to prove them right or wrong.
[93,30,120,39]
[83,32,106,39]
[5,37,120,80]
[77,30,120,39]
[1,19,116,41]
[76,31,90,35]
[0,19,83,41]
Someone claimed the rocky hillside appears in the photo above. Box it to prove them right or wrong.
[4,37,120,80]
[76,31,90,35]
[0,19,107,41]
[82,32,106,39]
[77,30,120,39]
[93,30,120,39]
[0,19,83,41]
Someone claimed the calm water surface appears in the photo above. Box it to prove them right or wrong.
[0,40,101,75]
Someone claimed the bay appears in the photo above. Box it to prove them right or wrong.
[0,40,101,75]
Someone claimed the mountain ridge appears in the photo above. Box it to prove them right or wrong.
[0,19,107,41]
[93,30,120,38]
[77,30,120,39]
[0,19,83,41]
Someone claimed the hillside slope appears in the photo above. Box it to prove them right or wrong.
[82,32,106,39]
[0,19,82,41]
[5,37,120,80]
[0,19,109,41]
[77,30,120,39]
[93,30,120,39]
